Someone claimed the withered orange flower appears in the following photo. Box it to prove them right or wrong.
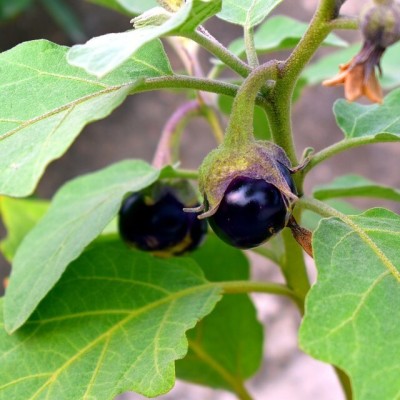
[323,41,384,104]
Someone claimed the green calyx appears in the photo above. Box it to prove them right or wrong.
[198,140,298,217]
[194,60,300,218]
[361,0,400,48]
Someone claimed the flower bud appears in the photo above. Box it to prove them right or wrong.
[360,0,400,48]
[131,7,172,29]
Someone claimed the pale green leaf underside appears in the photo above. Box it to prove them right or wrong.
[300,208,400,400]
[68,0,221,77]
[334,88,400,141]
[4,160,160,333]
[314,175,400,202]
[302,41,400,89]
[0,197,49,262]
[0,242,222,399]
[218,0,282,27]
[0,39,171,197]
[177,237,263,391]
[88,0,158,15]
[227,15,347,60]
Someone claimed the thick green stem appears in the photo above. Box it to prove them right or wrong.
[224,61,278,147]
[264,0,350,188]
[134,75,268,108]
[263,94,299,168]
[183,29,251,78]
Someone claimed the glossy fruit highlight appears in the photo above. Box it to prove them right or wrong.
[119,183,207,256]
[208,176,289,249]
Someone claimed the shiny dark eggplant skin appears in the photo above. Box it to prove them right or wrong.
[119,190,207,255]
[208,176,288,249]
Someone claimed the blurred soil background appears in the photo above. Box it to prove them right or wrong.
[0,0,399,399]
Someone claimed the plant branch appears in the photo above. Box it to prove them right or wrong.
[152,100,201,168]
[244,26,259,68]
[220,280,300,302]
[304,137,399,174]
[328,15,359,30]
[224,61,278,147]
[134,75,268,108]
[202,105,224,143]
[183,28,251,78]
[266,0,355,187]
[280,228,310,313]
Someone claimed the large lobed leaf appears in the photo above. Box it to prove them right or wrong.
[217,0,282,27]
[178,236,263,392]
[4,160,160,333]
[314,175,400,202]
[68,0,222,77]
[0,241,222,399]
[334,88,400,141]
[0,39,172,197]
[300,208,400,400]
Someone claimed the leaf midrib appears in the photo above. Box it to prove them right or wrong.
[9,282,220,399]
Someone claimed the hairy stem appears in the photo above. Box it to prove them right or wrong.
[244,26,259,68]
[224,61,278,147]
[304,137,399,174]
[183,28,251,78]
[134,75,268,108]
[265,0,348,173]
[328,15,359,30]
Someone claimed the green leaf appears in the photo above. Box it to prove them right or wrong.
[88,0,158,15]
[334,88,400,141]
[218,94,271,140]
[4,160,160,333]
[0,241,222,399]
[300,208,400,400]
[0,197,49,262]
[301,199,361,231]
[217,0,282,27]
[227,15,347,59]
[0,0,33,21]
[68,0,222,77]
[176,237,263,392]
[302,41,400,89]
[314,175,400,202]
[0,39,171,197]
